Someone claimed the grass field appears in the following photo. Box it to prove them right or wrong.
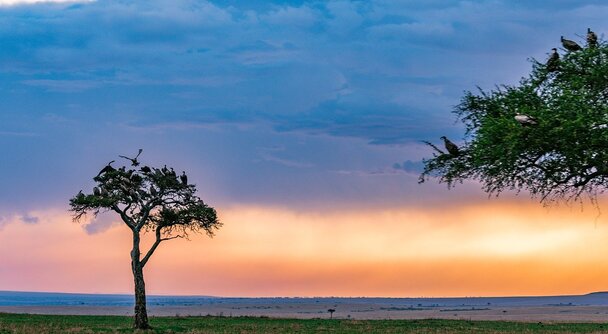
[2,313,608,333]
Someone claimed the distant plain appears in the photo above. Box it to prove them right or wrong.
[4,291,608,322]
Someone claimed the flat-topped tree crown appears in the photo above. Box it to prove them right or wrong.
[420,31,608,203]
[68,150,220,330]
[70,154,219,236]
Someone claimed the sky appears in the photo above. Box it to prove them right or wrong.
[2,0,608,297]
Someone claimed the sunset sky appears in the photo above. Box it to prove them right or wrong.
[2,0,608,297]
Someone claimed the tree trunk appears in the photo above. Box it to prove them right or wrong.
[131,231,151,330]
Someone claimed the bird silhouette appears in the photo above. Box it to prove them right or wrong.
[180,171,188,185]
[546,48,559,72]
[587,28,598,48]
[561,36,582,52]
[97,161,116,177]
[119,149,143,167]
[440,136,460,156]
[140,166,152,174]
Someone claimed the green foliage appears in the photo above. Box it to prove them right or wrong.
[2,314,608,334]
[421,37,608,203]
[69,157,220,238]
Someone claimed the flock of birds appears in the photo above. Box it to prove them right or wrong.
[88,149,189,199]
[439,29,599,157]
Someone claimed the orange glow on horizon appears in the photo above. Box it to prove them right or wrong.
[1,200,608,297]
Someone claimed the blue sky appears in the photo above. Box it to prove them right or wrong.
[1,0,608,225]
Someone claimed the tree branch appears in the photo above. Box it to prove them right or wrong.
[140,227,162,268]
[112,205,136,229]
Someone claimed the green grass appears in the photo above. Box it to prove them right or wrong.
[2,313,608,333]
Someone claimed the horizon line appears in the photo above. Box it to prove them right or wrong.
[2,289,607,300]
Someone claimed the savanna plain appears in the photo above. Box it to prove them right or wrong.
[5,313,608,334]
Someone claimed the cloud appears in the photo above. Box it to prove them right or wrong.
[393,160,425,174]
[20,214,39,224]
[273,98,460,145]
[2,0,608,213]
[0,0,92,6]
[83,212,120,235]
[256,146,314,168]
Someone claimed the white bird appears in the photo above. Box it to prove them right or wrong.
[515,113,538,126]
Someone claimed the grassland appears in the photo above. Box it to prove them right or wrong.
[3,313,608,333]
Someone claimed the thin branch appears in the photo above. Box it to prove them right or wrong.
[140,227,162,268]
[160,235,184,242]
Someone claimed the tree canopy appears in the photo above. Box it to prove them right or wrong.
[420,33,608,203]
[70,161,220,245]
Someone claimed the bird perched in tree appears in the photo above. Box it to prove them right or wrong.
[150,186,158,197]
[515,113,538,126]
[97,161,116,177]
[561,36,582,52]
[140,166,152,174]
[546,48,559,72]
[119,149,143,167]
[440,136,460,156]
[93,186,101,196]
[180,171,188,185]
[587,28,598,48]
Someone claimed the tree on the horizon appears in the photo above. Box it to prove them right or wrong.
[69,151,220,330]
[420,30,608,205]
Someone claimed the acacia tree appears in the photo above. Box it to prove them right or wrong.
[420,32,608,204]
[69,152,220,329]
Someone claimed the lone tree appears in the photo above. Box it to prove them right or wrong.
[420,30,608,205]
[69,151,220,329]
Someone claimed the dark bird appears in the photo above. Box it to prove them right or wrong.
[440,136,460,156]
[150,186,158,197]
[119,149,143,167]
[587,28,598,48]
[515,113,538,126]
[140,166,152,174]
[180,171,188,185]
[93,186,101,196]
[561,36,582,52]
[546,48,559,72]
[97,161,116,177]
